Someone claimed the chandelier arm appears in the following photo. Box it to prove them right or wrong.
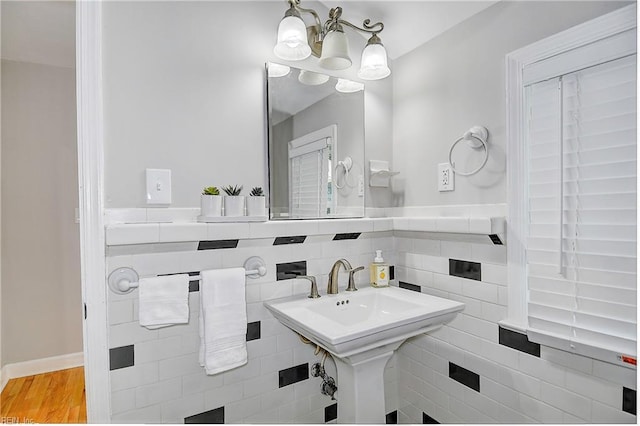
[337,18,384,35]
[290,0,323,29]
[363,19,384,33]
[322,19,335,35]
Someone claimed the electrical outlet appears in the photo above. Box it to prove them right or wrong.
[438,163,454,192]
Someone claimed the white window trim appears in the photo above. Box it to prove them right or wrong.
[503,4,637,334]
[288,124,337,218]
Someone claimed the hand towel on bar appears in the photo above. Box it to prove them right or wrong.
[138,274,190,330]
[199,268,248,375]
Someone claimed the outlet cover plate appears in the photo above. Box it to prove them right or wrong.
[146,168,172,205]
[438,163,454,192]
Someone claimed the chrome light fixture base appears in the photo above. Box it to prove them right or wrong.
[306,24,323,57]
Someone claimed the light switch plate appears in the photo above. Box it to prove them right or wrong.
[438,163,454,192]
[146,169,172,205]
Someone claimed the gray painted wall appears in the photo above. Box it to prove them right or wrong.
[392,0,631,207]
[271,118,293,216]
[1,59,82,365]
[102,1,393,209]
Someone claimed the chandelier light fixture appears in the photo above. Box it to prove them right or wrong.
[298,69,330,86]
[335,78,364,93]
[273,0,391,80]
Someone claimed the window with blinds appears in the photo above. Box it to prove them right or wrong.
[288,133,332,219]
[525,52,637,366]
[290,147,329,218]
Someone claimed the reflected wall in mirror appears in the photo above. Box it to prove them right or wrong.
[267,62,365,220]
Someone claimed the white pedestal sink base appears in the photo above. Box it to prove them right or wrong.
[333,341,403,424]
[263,287,465,423]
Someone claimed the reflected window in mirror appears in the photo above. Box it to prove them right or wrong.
[266,62,365,220]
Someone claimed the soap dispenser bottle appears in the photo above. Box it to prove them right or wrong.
[370,250,389,288]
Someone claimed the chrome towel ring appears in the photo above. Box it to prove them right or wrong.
[448,126,489,176]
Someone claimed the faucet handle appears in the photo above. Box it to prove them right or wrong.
[346,266,365,292]
[299,276,320,298]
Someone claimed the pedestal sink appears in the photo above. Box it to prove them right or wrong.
[264,286,465,424]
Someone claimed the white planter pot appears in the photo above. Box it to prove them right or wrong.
[246,196,266,217]
[224,195,245,217]
[200,195,222,217]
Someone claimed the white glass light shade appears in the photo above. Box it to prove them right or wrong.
[335,78,364,93]
[298,70,330,86]
[358,43,391,80]
[268,63,291,78]
[319,30,352,70]
[274,15,311,61]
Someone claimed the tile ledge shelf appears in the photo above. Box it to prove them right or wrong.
[105,216,506,246]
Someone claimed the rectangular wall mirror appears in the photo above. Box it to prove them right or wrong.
[266,62,365,220]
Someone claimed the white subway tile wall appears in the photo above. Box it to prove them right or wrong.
[106,222,636,424]
[107,230,397,423]
[394,232,637,424]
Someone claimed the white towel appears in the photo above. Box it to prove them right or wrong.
[199,268,248,375]
[139,274,190,329]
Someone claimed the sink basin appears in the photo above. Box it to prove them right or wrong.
[264,285,464,358]
[264,286,464,423]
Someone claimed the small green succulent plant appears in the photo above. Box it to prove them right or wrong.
[250,187,264,196]
[202,186,220,196]
[222,185,243,196]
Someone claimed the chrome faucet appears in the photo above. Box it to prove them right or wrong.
[299,276,320,298]
[346,266,365,292]
[327,259,352,294]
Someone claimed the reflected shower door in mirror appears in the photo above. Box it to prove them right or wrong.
[267,62,365,220]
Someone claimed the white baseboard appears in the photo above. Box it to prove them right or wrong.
[1,352,84,391]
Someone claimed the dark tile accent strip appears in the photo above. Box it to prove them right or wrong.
[333,233,361,240]
[449,259,481,281]
[399,281,421,293]
[276,261,307,281]
[449,362,480,392]
[325,403,338,422]
[274,235,307,245]
[246,321,261,342]
[498,326,540,357]
[489,234,503,245]
[423,412,439,424]
[623,387,636,415]
[385,410,398,424]
[185,406,224,424]
[279,363,309,388]
[390,265,395,280]
[188,272,200,292]
[197,239,239,250]
[109,345,134,371]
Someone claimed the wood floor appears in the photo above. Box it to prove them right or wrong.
[1,367,87,423]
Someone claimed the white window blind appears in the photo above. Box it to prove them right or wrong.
[289,139,329,219]
[525,53,637,366]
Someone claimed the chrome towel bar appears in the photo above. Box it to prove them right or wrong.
[108,256,267,295]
